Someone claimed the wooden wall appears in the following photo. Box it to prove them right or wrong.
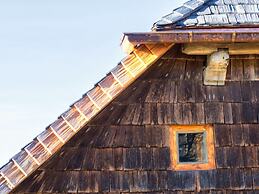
[13,45,259,194]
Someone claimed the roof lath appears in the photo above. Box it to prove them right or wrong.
[0,43,173,194]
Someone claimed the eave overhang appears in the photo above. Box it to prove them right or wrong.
[121,27,259,53]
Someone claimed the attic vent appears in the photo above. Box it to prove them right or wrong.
[203,50,230,86]
[170,125,215,171]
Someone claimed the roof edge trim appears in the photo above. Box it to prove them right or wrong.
[121,28,259,53]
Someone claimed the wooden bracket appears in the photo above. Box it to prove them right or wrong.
[204,50,230,86]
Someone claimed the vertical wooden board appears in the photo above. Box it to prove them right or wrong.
[255,59,259,79]
[150,126,163,147]
[167,171,196,190]
[124,126,134,147]
[132,126,145,147]
[131,104,142,125]
[231,59,243,81]
[88,171,101,193]
[169,59,187,80]
[241,103,257,123]
[230,168,245,189]
[243,169,253,189]
[173,103,183,124]
[124,148,141,170]
[192,103,205,124]
[177,81,195,103]
[242,146,258,168]
[41,171,63,193]
[153,148,170,170]
[241,81,253,102]
[215,147,226,168]
[251,81,259,102]
[110,171,130,192]
[132,171,148,192]
[229,82,242,102]
[157,103,167,125]
[182,103,193,124]
[140,148,153,170]
[76,171,90,192]
[157,171,167,190]
[199,170,217,190]
[248,124,259,145]
[231,103,242,124]
[205,86,218,102]
[112,126,126,148]
[101,148,115,170]
[82,148,95,170]
[114,148,124,170]
[215,169,231,189]
[100,171,110,192]
[147,171,158,191]
[120,104,137,125]
[226,59,231,80]
[223,103,233,124]
[150,103,158,125]
[205,102,224,124]
[143,103,151,125]
[243,59,255,80]
[214,125,232,147]
[252,168,259,189]
[231,125,244,146]
[66,148,85,170]
[195,82,206,103]
[225,147,244,168]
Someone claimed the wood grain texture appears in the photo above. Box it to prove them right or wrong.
[12,45,259,194]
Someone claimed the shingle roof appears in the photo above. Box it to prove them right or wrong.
[153,0,259,30]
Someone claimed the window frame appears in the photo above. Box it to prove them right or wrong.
[169,125,216,171]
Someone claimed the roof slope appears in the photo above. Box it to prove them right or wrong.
[154,0,259,30]
[0,44,172,193]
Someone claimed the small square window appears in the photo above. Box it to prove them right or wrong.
[177,132,207,163]
[170,125,215,171]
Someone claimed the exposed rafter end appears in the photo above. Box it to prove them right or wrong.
[121,34,136,54]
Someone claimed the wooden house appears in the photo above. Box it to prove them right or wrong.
[0,0,259,193]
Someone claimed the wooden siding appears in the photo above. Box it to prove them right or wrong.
[0,44,172,194]
[13,45,259,194]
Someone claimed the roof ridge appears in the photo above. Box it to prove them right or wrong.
[153,0,211,30]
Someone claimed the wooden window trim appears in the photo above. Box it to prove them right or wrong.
[169,125,216,171]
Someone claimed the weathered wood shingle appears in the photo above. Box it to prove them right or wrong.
[12,45,259,193]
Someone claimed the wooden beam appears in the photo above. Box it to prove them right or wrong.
[121,28,259,53]
[183,43,259,55]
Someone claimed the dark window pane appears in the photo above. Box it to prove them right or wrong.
[178,133,206,163]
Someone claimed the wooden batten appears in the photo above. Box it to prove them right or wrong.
[182,43,259,55]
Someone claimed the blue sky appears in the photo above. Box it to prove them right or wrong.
[0,0,184,166]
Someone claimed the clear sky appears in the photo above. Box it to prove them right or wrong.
[0,0,184,166]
